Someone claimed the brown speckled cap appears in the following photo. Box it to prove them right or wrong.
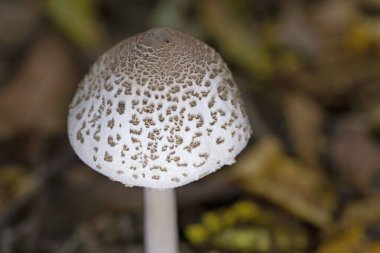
[67,27,251,189]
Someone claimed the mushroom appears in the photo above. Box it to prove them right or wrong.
[67,27,251,253]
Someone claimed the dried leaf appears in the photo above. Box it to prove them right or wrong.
[278,2,321,58]
[365,100,380,133]
[199,0,274,80]
[286,0,380,107]
[282,93,324,168]
[230,136,335,227]
[0,33,77,137]
[332,116,380,196]
[317,225,380,253]
[0,1,41,48]
[46,0,104,51]
[339,197,380,231]
[149,0,202,38]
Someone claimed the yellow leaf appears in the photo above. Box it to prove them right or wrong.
[46,0,103,50]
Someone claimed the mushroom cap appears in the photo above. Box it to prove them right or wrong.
[67,27,251,189]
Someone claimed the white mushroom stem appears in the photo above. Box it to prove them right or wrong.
[144,188,178,253]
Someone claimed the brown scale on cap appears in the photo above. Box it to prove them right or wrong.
[67,27,251,189]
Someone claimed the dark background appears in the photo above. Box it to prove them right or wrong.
[1,0,380,252]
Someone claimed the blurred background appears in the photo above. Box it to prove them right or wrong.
[1,0,380,252]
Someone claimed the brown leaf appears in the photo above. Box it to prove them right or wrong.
[332,115,380,196]
[318,197,380,253]
[340,197,380,231]
[282,93,324,168]
[230,136,336,227]
[198,0,274,80]
[317,225,380,253]
[0,33,77,137]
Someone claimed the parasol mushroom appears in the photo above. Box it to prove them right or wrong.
[67,27,251,253]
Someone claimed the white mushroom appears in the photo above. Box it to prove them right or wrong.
[67,27,251,253]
